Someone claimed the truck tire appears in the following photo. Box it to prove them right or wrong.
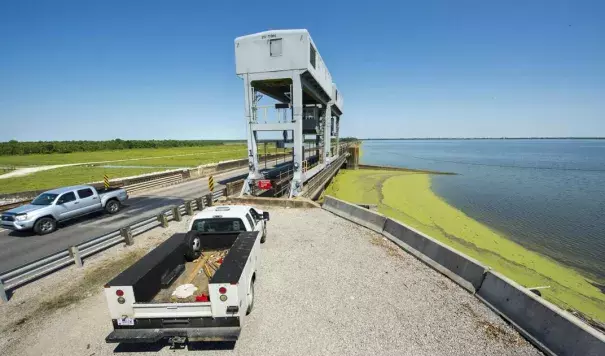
[246,280,255,315]
[183,231,202,261]
[34,217,57,235]
[105,199,120,214]
[260,225,267,243]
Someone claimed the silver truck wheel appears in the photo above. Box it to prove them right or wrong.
[34,217,56,235]
[105,200,120,214]
[246,280,255,315]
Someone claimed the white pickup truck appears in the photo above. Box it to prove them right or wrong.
[104,205,269,346]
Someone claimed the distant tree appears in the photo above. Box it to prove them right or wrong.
[0,139,239,156]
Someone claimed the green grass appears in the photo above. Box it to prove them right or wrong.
[0,166,164,194]
[0,145,251,167]
[325,169,605,323]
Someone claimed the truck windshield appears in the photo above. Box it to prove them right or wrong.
[191,218,246,233]
[31,193,59,205]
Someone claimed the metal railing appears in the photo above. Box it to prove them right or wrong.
[0,189,226,302]
[303,153,349,199]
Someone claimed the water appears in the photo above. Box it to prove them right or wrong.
[361,139,605,280]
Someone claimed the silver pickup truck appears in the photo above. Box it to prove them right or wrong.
[1,185,128,235]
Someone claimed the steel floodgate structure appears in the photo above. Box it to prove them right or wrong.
[235,29,344,197]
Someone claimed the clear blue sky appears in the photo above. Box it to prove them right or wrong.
[1,0,604,141]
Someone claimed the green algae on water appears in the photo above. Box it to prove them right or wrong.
[324,169,605,323]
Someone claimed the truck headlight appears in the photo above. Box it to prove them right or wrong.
[15,214,28,221]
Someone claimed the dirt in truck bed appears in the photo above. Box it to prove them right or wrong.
[151,249,229,303]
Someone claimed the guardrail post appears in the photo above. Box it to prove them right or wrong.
[172,206,182,222]
[68,246,83,267]
[205,193,214,207]
[195,197,204,211]
[121,227,134,246]
[0,280,8,302]
[185,201,194,216]
[157,213,169,227]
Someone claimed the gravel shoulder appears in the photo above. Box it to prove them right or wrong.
[0,207,542,356]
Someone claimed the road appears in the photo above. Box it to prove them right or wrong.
[0,168,249,274]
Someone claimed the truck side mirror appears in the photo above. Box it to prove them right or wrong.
[262,212,270,221]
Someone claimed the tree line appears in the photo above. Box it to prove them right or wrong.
[0,139,245,156]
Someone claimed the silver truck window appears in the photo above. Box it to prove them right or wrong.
[31,193,59,206]
[77,188,93,199]
[57,192,76,204]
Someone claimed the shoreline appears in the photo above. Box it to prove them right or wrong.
[358,164,457,175]
[324,168,605,324]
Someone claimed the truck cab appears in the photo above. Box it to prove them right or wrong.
[188,205,269,243]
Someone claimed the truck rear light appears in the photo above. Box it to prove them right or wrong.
[219,295,228,302]
[196,294,209,302]
[116,289,124,297]
[117,297,126,304]
[219,287,227,294]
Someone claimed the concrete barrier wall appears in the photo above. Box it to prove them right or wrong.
[321,195,605,355]
[477,271,605,356]
[323,196,386,233]
[382,218,488,293]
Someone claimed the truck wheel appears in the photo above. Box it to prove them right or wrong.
[34,217,57,235]
[105,199,120,214]
[183,231,202,261]
[246,280,255,315]
[260,226,267,243]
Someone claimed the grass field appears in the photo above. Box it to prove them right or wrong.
[324,169,605,323]
[0,167,165,194]
[0,145,250,167]
[0,144,291,194]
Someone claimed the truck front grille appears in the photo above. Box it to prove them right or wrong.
[1,215,14,222]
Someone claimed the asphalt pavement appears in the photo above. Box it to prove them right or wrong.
[0,168,249,274]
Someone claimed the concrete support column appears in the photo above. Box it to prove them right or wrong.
[195,197,204,210]
[157,212,169,227]
[0,281,8,303]
[172,206,182,222]
[290,73,304,197]
[68,246,83,267]
[121,227,134,246]
[185,200,194,216]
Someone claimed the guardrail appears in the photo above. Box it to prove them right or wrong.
[302,153,349,199]
[0,189,226,302]
[322,196,605,356]
[123,173,183,195]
